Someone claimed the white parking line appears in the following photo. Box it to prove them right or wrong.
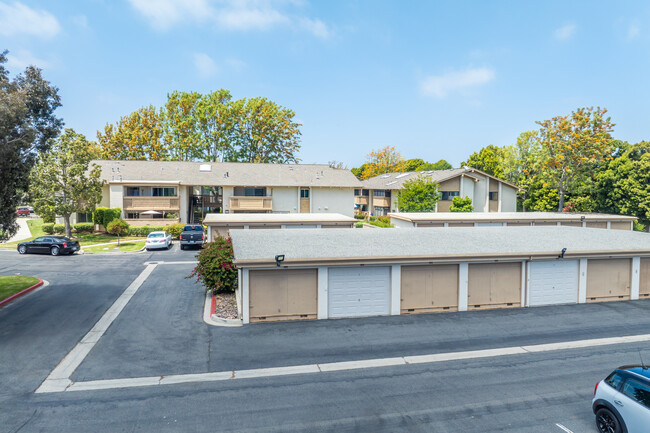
[37,331,650,393]
[35,264,157,393]
[555,423,574,433]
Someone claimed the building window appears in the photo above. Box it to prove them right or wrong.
[489,192,498,201]
[440,191,459,201]
[126,187,140,196]
[362,189,369,196]
[243,187,266,196]
[354,189,361,196]
[127,212,139,219]
[77,212,92,223]
[300,188,310,198]
[152,187,176,197]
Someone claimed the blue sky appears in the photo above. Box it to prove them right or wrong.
[2,1,650,167]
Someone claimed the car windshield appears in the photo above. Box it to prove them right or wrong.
[148,233,164,238]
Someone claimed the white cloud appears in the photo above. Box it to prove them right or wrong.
[0,1,60,38]
[420,67,495,98]
[628,24,640,40]
[5,49,51,71]
[554,23,576,41]
[194,52,218,77]
[127,0,331,37]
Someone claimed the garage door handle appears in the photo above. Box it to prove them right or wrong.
[614,400,623,406]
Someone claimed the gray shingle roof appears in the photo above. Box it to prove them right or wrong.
[362,169,469,190]
[389,211,637,222]
[231,226,650,265]
[93,160,362,188]
[204,212,356,224]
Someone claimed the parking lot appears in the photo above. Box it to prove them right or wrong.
[2,246,650,431]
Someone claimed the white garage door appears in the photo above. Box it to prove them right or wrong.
[328,267,391,318]
[528,260,579,306]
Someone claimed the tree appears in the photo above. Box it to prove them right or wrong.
[536,106,615,211]
[397,175,439,212]
[30,129,103,238]
[594,141,650,226]
[0,50,62,241]
[401,158,425,172]
[196,89,233,162]
[360,146,404,180]
[449,196,474,212]
[96,105,165,160]
[328,160,347,169]
[461,144,504,178]
[164,91,202,161]
[416,160,453,171]
[501,131,540,211]
[106,219,129,246]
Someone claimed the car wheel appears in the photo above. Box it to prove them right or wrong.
[50,246,60,256]
[18,245,27,254]
[167,242,172,249]
[596,407,622,433]
[180,245,185,250]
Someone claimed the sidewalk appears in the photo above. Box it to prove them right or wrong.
[1,218,31,243]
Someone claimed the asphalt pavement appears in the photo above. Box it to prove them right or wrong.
[1,245,648,432]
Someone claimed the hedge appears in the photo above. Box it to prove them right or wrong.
[127,226,164,236]
[93,207,122,228]
[187,236,237,293]
[53,224,65,234]
[73,222,94,233]
[166,223,185,239]
[42,223,54,234]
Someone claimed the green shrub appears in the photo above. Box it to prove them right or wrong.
[42,213,55,224]
[93,207,122,228]
[53,224,65,234]
[187,236,237,294]
[166,223,185,239]
[450,196,474,212]
[165,213,178,219]
[106,219,130,245]
[355,221,363,228]
[42,223,54,234]
[634,221,646,232]
[354,214,365,220]
[378,216,391,224]
[127,226,164,237]
[73,222,94,233]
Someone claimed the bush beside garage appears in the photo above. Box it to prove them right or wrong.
[230,226,650,324]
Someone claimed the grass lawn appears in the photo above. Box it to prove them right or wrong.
[0,218,145,249]
[83,240,146,253]
[0,276,40,302]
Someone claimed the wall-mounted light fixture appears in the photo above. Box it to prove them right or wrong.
[558,248,567,259]
[275,254,285,267]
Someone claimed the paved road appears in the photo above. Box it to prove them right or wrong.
[1,246,648,432]
[0,217,31,243]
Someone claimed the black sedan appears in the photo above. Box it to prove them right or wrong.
[17,236,80,256]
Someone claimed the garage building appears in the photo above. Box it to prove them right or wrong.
[389,212,637,230]
[231,226,650,323]
[204,213,357,241]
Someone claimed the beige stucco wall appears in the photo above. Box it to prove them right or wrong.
[109,185,124,217]
[179,186,189,223]
[311,188,354,217]
[271,187,299,213]
[222,186,234,213]
[472,173,488,212]
[461,176,475,208]
[99,184,111,207]
[500,184,517,212]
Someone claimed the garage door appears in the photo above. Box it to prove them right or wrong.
[401,264,458,314]
[249,269,317,322]
[328,267,390,318]
[640,258,650,298]
[586,258,631,302]
[528,260,579,306]
[468,262,521,309]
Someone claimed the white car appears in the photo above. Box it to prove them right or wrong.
[145,231,172,250]
[593,364,650,433]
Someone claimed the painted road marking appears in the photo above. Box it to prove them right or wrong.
[38,332,650,393]
[555,423,574,433]
[35,264,157,393]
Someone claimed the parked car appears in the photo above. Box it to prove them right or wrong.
[16,206,30,217]
[145,231,172,250]
[593,364,650,433]
[179,224,205,250]
[17,236,80,256]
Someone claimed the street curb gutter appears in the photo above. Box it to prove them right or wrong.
[0,278,44,308]
[203,292,242,327]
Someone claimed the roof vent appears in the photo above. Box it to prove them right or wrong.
[386,181,398,186]
[200,164,211,172]
[380,174,391,178]
[395,173,411,179]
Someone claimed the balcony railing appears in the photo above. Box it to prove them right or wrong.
[229,196,272,212]
[355,196,369,206]
[123,196,180,211]
[373,197,391,208]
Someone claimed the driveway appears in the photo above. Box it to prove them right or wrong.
[1,247,649,432]
[1,217,32,243]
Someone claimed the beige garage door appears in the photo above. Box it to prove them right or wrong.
[249,269,317,322]
[610,221,632,231]
[401,264,458,314]
[586,259,631,302]
[468,262,521,309]
[639,258,650,298]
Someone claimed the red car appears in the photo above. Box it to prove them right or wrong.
[16,206,30,216]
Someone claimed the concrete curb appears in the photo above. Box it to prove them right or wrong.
[0,278,45,308]
[203,292,242,327]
